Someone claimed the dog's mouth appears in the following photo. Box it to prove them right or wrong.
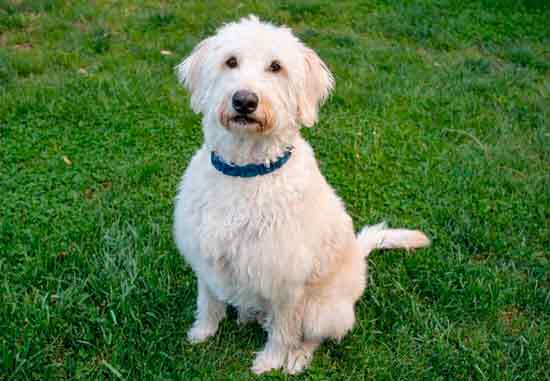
[220,105,271,134]
[229,114,261,129]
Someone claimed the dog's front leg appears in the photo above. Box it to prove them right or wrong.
[251,293,304,374]
[187,279,226,343]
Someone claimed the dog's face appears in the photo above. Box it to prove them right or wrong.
[177,16,334,138]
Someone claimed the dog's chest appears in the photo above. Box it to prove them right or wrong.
[180,169,307,303]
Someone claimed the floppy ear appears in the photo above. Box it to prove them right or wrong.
[176,37,214,113]
[298,47,334,127]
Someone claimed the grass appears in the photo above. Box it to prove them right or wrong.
[1,0,549,379]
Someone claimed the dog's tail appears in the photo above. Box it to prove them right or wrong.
[357,222,430,257]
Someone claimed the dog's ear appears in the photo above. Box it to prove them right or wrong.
[176,37,214,113]
[298,47,334,127]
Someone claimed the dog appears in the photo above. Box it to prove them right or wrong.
[173,15,430,374]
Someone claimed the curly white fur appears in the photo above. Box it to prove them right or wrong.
[173,15,430,374]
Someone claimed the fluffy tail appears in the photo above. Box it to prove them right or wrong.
[357,222,430,257]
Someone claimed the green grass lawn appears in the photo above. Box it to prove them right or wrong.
[1,0,549,379]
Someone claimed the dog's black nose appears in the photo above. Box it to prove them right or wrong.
[232,90,258,114]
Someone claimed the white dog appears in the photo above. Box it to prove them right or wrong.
[173,16,430,374]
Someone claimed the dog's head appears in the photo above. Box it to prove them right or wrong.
[177,16,334,139]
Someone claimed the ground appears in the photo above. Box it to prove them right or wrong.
[1,0,549,380]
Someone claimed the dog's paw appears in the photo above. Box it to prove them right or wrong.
[285,341,319,374]
[285,347,313,374]
[187,324,217,344]
[251,350,284,375]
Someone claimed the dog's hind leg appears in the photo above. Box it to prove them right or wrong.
[303,299,356,343]
[187,279,226,343]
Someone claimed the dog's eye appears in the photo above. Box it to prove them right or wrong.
[226,56,238,69]
[269,60,282,73]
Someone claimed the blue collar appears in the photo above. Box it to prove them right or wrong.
[210,147,293,178]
